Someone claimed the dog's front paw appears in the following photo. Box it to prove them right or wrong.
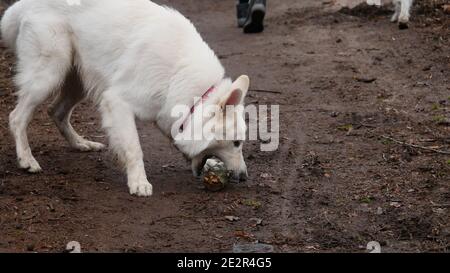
[18,156,42,173]
[398,20,409,30]
[72,140,105,152]
[129,180,153,197]
[398,16,409,29]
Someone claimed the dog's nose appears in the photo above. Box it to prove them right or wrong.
[239,171,248,181]
[232,171,248,182]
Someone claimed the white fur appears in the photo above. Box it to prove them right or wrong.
[391,0,414,26]
[1,0,249,196]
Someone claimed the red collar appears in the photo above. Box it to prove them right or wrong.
[180,86,215,132]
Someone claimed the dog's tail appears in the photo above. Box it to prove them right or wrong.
[1,0,24,50]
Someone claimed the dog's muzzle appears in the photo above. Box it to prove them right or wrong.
[192,154,248,182]
[230,169,248,183]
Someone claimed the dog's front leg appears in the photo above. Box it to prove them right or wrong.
[398,0,412,27]
[100,92,153,197]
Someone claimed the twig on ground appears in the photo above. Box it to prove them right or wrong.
[381,135,450,155]
[250,89,282,94]
[359,123,377,128]
[424,244,450,252]
[432,204,450,208]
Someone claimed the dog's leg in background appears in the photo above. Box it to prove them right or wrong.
[100,92,153,197]
[398,0,413,27]
[391,0,401,23]
[48,69,105,152]
[9,20,72,173]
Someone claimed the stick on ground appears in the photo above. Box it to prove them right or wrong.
[381,135,450,155]
[250,89,282,94]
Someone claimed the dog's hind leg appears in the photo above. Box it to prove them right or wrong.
[100,91,152,197]
[391,0,401,23]
[9,19,72,173]
[10,93,48,173]
[48,69,105,152]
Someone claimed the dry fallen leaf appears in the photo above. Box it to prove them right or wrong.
[225,215,240,222]
[443,5,450,14]
[234,230,255,241]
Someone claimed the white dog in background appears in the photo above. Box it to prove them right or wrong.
[348,0,414,28]
[1,0,249,196]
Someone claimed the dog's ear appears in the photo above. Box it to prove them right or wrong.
[221,75,250,107]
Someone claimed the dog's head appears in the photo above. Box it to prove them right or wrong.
[174,75,250,181]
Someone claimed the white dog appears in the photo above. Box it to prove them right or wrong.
[357,0,414,28]
[1,0,249,196]
[391,0,414,28]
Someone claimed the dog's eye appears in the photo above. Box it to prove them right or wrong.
[233,141,242,148]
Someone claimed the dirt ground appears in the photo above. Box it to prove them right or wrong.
[0,0,449,253]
